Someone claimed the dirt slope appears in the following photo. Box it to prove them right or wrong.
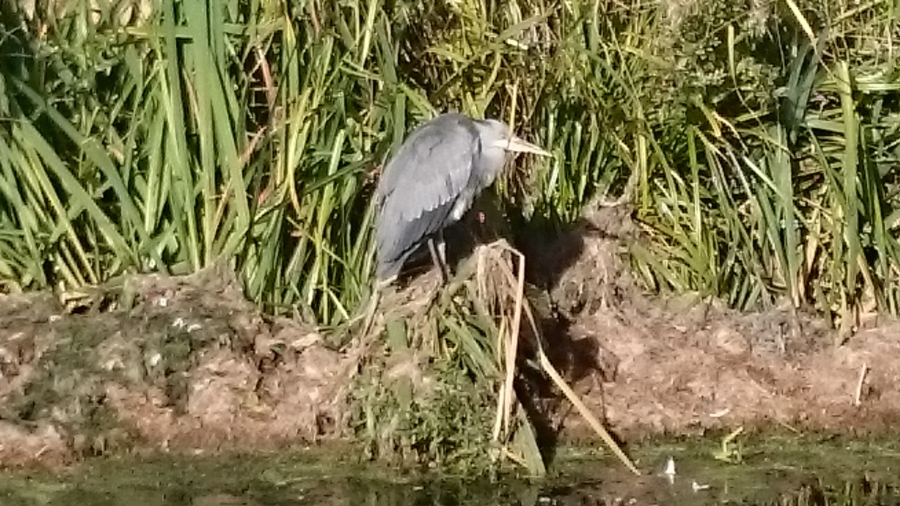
[1,216,899,468]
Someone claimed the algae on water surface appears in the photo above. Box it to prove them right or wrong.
[1,438,899,505]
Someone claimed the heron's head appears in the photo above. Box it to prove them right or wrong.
[476,119,551,157]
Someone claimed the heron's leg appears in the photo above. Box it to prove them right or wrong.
[427,232,451,284]
[428,237,447,283]
[436,229,450,278]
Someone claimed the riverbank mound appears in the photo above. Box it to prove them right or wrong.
[1,211,897,468]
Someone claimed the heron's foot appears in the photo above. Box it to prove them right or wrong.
[425,269,453,312]
[426,287,441,312]
[439,263,451,285]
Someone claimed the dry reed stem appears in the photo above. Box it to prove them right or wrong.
[479,240,641,476]
[854,363,868,406]
[491,317,508,442]
[537,346,641,476]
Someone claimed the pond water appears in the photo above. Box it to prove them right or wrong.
[1,437,898,506]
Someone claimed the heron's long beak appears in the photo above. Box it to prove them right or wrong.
[494,136,552,156]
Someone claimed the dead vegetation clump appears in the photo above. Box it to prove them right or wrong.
[342,237,639,476]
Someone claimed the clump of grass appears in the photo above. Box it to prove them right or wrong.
[348,350,497,473]
[346,240,638,476]
[345,243,541,474]
[620,0,900,336]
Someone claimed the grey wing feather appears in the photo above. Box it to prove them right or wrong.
[374,114,480,277]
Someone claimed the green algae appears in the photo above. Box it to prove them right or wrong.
[0,436,898,506]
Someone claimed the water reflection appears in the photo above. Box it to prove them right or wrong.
[4,442,900,506]
[7,472,898,506]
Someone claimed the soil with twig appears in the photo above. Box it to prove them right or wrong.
[521,204,900,444]
[1,211,900,469]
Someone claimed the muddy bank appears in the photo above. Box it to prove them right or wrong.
[0,265,349,467]
[1,216,900,468]
[528,205,900,442]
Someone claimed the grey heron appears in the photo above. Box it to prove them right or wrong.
[373,112,551,284]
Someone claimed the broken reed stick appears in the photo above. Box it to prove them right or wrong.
[537,346,641,476]
[502,245,526,440]
[491,318,508,442]
[854,362,868,406]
